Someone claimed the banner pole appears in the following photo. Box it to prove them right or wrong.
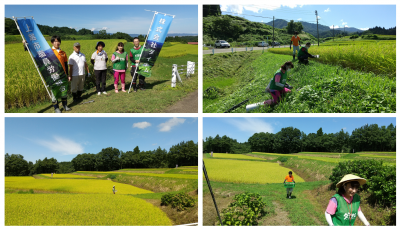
[13,16,52,99]
[128,11,157,93]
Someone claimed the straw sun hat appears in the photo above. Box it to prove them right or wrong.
[336,174,367,188]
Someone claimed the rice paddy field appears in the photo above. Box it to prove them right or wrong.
[203,158,305,184]
[6,194,171,226]
[5,167,198,225]
[267,41,396,77]
[203,151,395,226]
[208,153,266,161]
[40,173,96,179]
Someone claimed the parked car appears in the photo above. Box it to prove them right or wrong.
[215,40,230,48]
[257,41,269,47]
[271,41,280,46]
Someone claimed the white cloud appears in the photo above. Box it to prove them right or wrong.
[359,27,369,31]
[152,143,157,146]
[101,27,108,30]
[342,127,347,130]
[297,18,302,21]
[133,122,152,129]
[158,118,186,132]
[342,22,348,25]
[329,25,340,29]
[226,118,274,133]
[221,4,303,14]
[36,136,84,155]
[90,27,96,31]
[317,16,321,19]
[324,8,330,12]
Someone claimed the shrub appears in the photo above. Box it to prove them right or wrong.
[277,156,289,163]
[220,192,267,226]
[203,86,220,100]
[161,192,195,211]
[161,193,174,205]
[329,160,395,207]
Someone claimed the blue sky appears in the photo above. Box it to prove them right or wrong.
[5,5,198,34]
[204,117,396,143]
[5,117,198,163]
[221,5,396,30]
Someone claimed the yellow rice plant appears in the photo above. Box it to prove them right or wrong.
[209,153,266,160]
[159,44,198,58]
[124,173,197,180]
[5,176,152,194]
[178,166,198,169]
[251,152,351,163]
[268,42,396,77]
[40,173,96,179]
[5,194,171,226]
[203,158,305,184]
[5,39,125,109]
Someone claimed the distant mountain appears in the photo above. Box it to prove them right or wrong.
[265,19,362,38]
[93,31,197,37]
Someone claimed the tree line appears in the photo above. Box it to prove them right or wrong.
[5,17,198,43]
[204,123,395,154]
[5,140,197,176]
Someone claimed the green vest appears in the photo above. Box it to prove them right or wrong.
[331,193,360,226]
[298,46,308,57]
[113,52,127,70]
[269,69,287,90]
[130,46,143,66]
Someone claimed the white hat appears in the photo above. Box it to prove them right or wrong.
[336,174,367,188]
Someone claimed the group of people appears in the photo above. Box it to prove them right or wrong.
[290,31,318,64]
[263,31,320,107]
[284,172,370,226]
[23,36,146,113]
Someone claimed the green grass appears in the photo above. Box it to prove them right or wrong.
[204,180,329,225]
[203,51,395,113]
[6,41,198,113]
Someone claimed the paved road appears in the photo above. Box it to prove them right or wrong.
[203,44,318,55]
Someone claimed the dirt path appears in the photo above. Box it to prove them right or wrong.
[262,201,292,226]
[164,90,198,113]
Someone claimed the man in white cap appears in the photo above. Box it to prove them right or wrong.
[325,174,370,226]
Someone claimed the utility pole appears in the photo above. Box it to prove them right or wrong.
[272,16,275,47]
[333,25,334,42]
[315,10,319,46]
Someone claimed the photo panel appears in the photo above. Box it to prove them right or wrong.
[202,117,395,226]
[5,5,198,113]
[202,5,395,113]
[4,117,198,226]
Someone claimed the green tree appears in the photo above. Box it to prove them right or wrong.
[5,153,29,176]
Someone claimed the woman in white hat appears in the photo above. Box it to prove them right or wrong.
[325,174,370,226]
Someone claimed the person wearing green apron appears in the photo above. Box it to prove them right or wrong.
[325,174,370,226]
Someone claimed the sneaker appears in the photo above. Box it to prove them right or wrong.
[134,87,137,92]
[97,92,101,96]
[54,108,62,113]
[102,91,107,94]
[286,194,289,198]
[289,196,291,199]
